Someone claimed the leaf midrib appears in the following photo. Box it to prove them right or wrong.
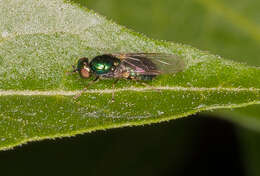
[0,86,259,96]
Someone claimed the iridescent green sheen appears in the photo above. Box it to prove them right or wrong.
[90,55,119,75]
[91,60,112,74]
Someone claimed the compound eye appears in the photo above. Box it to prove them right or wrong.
[80,67,90,78]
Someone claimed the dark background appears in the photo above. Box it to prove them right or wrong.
[0,115,246,176]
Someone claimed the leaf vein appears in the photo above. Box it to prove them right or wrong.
[0,86,259,96]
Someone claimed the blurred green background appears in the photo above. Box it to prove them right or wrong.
[1,0,260,175]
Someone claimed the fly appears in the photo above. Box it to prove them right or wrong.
[72,53,185,101]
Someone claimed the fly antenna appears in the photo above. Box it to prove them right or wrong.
[66,65,78,76]
[72,65,78,73]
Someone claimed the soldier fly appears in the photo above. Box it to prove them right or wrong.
[72,53,185,100]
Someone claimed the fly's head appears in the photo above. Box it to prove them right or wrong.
[73,57,92,78]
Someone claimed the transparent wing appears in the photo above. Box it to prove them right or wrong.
[112,53,185,74]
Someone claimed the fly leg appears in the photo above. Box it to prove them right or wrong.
[112,79,119,102]
[131,78,161,92]
[66,65,78,76]
[141,82,161,92]
[73,76,99,99]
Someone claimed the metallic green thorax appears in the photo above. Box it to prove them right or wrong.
[90,55,120,75]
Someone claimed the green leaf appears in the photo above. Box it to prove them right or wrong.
[0,0,260,150]
[84,0,260,130]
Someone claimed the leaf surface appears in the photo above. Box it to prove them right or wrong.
[84,0,260,130]
[0,0,260,150]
